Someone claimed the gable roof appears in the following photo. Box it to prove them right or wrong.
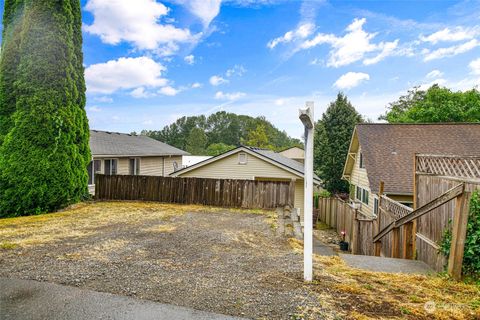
[171,146,321,183]
[90,130,189,157]
[343,123,480,194]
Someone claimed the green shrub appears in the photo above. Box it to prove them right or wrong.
[0,0,90,217]
[440,190,480,278]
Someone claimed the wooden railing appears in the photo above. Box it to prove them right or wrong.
[417,154,480,179]
[380,195,413,220]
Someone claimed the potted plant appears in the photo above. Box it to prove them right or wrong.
[339,230,349,251]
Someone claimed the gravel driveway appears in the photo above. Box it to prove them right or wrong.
[0,202,328,319]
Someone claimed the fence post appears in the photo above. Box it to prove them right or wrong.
[402,222,414,259]
[391,227,400,258]
[351,208,359,254]
[447,192,469,280]
[374,181,384,256]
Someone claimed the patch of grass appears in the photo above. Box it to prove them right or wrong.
[315,221,332,230]
[0,241,17,250]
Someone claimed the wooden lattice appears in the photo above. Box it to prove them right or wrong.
[380,195,413,220]
[416,155,480,179]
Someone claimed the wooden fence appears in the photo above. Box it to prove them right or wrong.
[415,155,480,273]
[316,197,376,255]
[95,174,295,209]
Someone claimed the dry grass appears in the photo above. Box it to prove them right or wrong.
[288,238,480,319]
[0,201,268,249]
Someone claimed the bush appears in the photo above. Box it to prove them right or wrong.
[440,190,480,278]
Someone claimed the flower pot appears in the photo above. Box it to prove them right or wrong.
[339,241,349,251]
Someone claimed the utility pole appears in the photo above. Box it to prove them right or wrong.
[299,101,314,282]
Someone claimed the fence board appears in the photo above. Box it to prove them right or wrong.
[95,174,294,210]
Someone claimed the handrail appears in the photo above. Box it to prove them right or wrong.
[373,183,464,243]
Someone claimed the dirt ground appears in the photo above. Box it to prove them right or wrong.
[1,201,479,320]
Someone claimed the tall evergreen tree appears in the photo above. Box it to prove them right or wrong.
[0,0,90,216]
[314,93,363,194]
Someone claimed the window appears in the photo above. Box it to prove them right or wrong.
[104,159,117,175]
[374,197,379,216]
[94,160,101,173]
[356,186,362,201]
[129,158,140,175]
[238,153,247,164]
[362,189,369,205]
[359,152,365,168]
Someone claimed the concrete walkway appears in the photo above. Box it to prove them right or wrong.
[0,278,246,320]
[340,254,433,274]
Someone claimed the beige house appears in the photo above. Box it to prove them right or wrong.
[278,146,304,164]
[170,146,321,216]
[342,123,480,217]
[88,130,189,185]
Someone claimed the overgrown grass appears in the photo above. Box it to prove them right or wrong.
[289,238,480,319]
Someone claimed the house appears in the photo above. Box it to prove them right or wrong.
[170,146,321,217]
[182,155,212,168]
[88,130,189,185]
[342,123,480,217]
[278,146,305,164]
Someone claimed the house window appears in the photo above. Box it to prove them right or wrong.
[129,158,140,175]
[362,189,369,205]
[104,159,117,175]
[356,186,362,201]
[359,152,365,168]
[238,153,247,164]
[94,160,101,173]
[374,197,379,215]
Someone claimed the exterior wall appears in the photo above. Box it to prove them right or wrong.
[139,157,163,176]
[118,158,129,175]
[348,147,374,216]
[176,151,306,214]
[279,147,304,163]
[177,152,300,180]
[164,156,183,176]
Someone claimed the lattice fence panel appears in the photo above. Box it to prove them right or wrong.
[416,155,480,179]
[380,195,413,220]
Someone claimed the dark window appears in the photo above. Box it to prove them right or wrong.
[105,159,117,175]
[356,186,362,200]
[374,197,379,215]
[359,152,365,168]
[362,189,369,205]
[94,160,101,173]
[129,158,140,175]
[87,161,93,184]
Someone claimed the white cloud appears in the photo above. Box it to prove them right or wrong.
[420,27,479,44]
[158,86,180,96]
[176,0,222,28]
[423,39,479,61]
[88,106,102,112]
[214,91,246,101]
[226,64,246,77]
[267,23,315,49]
[333,72,370,90]
[470,58,480,75]
[85,56,167,94]
[84,0,196,54]
[191,82,202,88]
[417,78,447,91]
[209,75,229,86]
[426,70,444,79]
[93,96,113,103]
[130,87,152,98]
[282,18,400,67]
[184,54,195,65]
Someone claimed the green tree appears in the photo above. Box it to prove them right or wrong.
[314,93,363,194]
[0,0,90,217]
[381,85,480,123]
[243,124,272,149]
[205,143,236,156]
[185,127,207,155]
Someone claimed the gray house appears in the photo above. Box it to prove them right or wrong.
[88,130,189,185]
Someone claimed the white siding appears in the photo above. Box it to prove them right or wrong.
[164,156,182,176]
[139,157,163,176]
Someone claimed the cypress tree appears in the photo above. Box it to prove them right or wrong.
[0,0,90,216]
[314,93,363,194]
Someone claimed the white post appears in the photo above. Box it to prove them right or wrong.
[299,101,314,282]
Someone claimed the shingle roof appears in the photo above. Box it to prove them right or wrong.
[90,130,189,157]
[355,123,480,194]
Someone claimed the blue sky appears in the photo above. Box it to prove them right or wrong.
[1,1,480,138]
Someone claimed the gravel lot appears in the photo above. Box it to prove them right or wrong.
[0,202,330,319]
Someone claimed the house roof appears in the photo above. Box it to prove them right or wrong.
[343,123,480,194]
[90,130,189,157]
[171,145,321,183]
